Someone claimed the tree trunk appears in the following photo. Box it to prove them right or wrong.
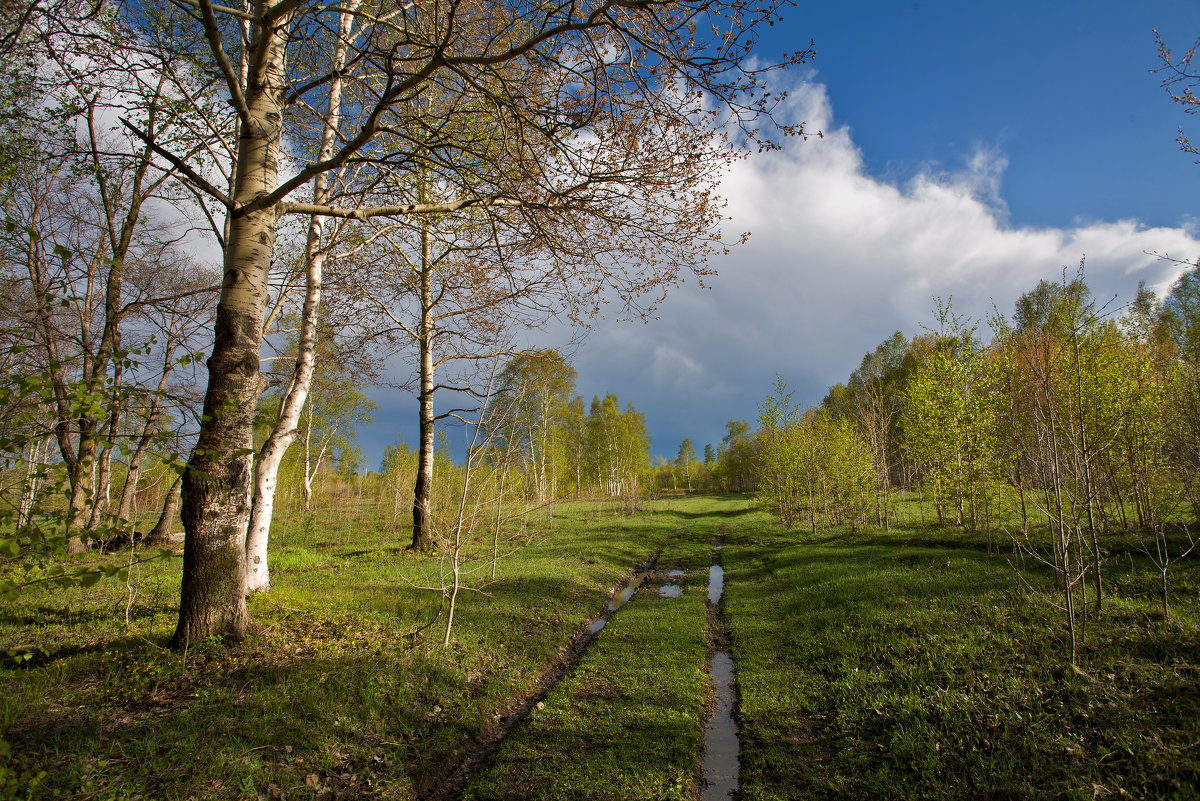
[411,224,436,550]
[171,9,290,647]
[1071,321,1103,610]
[65,452,95,553]
[18,436,50,528]
[245,1,354,594]
[87,443,114,532]
[115,378,170,524]
[87,358,125,533]
[115,462,140,526]
[146,474,182,544]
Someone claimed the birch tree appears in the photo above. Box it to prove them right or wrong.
[675,438,697,492]
[244,0,360,594]
[81,0,817,645]
[584,394,650,497]
[487,350,576,506]
[901,301,1000,529]
[756,375,801,525]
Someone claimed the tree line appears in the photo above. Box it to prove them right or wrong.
[753,265,1200,661]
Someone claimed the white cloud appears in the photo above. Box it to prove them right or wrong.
[567,76,1200,456]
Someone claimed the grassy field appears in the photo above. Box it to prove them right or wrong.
[718,504,1200,800]
[463,522,716,801]
[2,495,1199,800]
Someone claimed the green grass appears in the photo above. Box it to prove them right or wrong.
[463,518,720,801]
[0,498,681,800]
[3,494,1199,800]
[721,510,1200,800]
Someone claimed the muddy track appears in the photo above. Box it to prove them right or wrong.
[419,548,662,801]
[700,539,741,801]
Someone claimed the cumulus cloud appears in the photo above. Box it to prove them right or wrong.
[566,76,1200,457]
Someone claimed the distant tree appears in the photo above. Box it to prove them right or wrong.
[378,438,418,527]
[846,332,911,528]
[337,445,364,478]
[1013,279,1092,336]
[813,411,876,529]
[488,350,577,504]
[716,420,756,492]
[820,382,855,421]
[584,394,650,497]
[296,373,376,512]
[902,300,1000,530]
[1161,265,1200,511]
[756,377,802,525]
[561,396,587,497]
[755,399,873,532]
[675,438,698,492]
[1164,264,1200,366]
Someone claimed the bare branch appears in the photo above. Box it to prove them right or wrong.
[120,119,234,208]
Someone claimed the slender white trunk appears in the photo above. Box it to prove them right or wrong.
[411,222,436,549]
[18,436,49,528]
[244,1,357,594]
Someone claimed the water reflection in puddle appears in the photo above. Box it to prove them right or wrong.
[608,584,636,611]
[667,569,686,577]
[659,584,682,598]
[708,564,724,606]
[589,578,642,634]
[702,651,739,800]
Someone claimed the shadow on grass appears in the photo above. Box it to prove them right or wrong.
[0,601,165,627]
[6,646,453,799]
[1,639,114,669]
[3,596,598,801]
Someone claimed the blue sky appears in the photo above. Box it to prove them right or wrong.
[360,0,1200,470]
[760,0,1200,231]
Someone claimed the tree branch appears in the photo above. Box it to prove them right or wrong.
[196,0,252,127]
[279,196,527,219]
[120,119,234,208]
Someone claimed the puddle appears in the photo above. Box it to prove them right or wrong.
[591,576,645,631]
[702,651,739,800]
[659,584,682,598]
[608,584,637,611]
[667,569,686,577]
[708,564,724,606]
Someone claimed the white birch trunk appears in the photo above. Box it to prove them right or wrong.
[411,222,436,549]
[244,1,357,595]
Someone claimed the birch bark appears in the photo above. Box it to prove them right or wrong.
[244,1,358,595]
[172,2,291,646]
[411,223,437,550]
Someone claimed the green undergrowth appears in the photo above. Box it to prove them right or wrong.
[0,499,680,800]
[722,515,1200,800]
